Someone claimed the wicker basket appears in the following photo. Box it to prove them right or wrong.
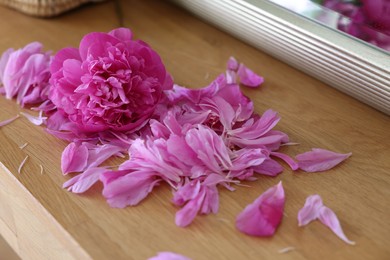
[0,0,106,17]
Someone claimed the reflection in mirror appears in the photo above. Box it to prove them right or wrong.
[269,0,390,52]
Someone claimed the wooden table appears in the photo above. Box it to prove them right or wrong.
[0,1,389,259]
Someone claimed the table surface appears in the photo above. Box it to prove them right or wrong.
[0,1,389,259]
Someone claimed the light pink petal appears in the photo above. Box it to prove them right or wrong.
[175,188,206,227]
[236,181,285,236]
[63,167,107,193]
[252,158,284,176]
[227,56,239,70]
[0,115,19,127]
[173,181,201,206]
[86,143,124,168]
[61,142,89,174]
[298,194,324,226]
[0,48,13,82]
[20,111,47,126]
[271,152,299,170]
[148,252,191,260]
[296,148,352,172]
[318,207,355,245]
[237,63,264,87]
[101,170,161,208]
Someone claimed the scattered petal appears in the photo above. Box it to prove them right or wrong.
[19,142,28,150]
[236,181,285,236]
[296,148,352,172]
[0,115,19,127]
[148,252,191,260]
[63,167,108,193]
[20,110,47,125]
[318,206,356,245]
[298,194,324,226]
[278,247,295,254]
[18,155,29,174]
[237,63,264,87]
[39,164,44,174]
[298,194,355,245]
[61,142,89,174]
[271,152,299,170]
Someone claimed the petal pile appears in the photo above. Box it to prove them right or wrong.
[0,29,354,242]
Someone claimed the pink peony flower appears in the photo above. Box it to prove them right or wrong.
[48,28,173,135]
[0,42,51,107]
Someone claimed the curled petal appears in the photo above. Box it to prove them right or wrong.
[318,207,356,245]
[148,252,191,260]
[298,194,324,226]
[237,63,264,87]
[20,111,47,125]
[296,148,352,172]
[271,152,299,171]
[227,56,239,71]
[236,181,285,236]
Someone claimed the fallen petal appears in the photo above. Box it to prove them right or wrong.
[0,115,19,127]
[61,142,89,174]
[20,111,47,125]
[296,148,352,172]
[237,63,264,87]
[18,155,29,174]
[271,152,299,170]
[318,206,356,245]
[63,167,107,193]
[297,194,324,226]
[236,181,285,236]
[148,252,191,260]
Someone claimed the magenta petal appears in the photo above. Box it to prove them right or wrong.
[148,252,191,260]
[108,27,133,42]
[175,188,206,227]
[61,142,89,174]
[296,148,352,172]
[236,181,285,236]
[297,194,324,226]
[318,207,356,245]
[237,63,264,87]
[63,167,107,193]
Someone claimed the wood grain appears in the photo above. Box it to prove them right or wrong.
[0,0,389,259]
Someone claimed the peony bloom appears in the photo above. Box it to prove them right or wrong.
[49,28,173,135]
[0,42,51,107]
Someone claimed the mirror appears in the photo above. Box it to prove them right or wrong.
[171,0,390,115]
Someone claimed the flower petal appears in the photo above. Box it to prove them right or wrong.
[237,63,264,87]
[0,115,19,127]
[296,148,352,172]
[20,111,47,126]
[148,252,191,260]
[236,181,285,236]
[318,206,356,245]
[61,142,89,174]
[63,167,107,193]
[297,194,324,226]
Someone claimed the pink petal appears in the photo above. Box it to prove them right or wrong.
[108,27,133,42]
[271,152,299,170]
[227,56,239,70]
[101,170,161,208]
[252,158,284,176]
[296,148,352,172]
[0,115,19,127]
[175,188,206,227]
[63,167,107,193]
[297,194,324,226]
[20,111,47,126]
[236,181,285,236]
[318,206,356,245]
[148,252,191,260]
[237,63,264,87]
[298,194,355,245]
[61,142,89,174]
